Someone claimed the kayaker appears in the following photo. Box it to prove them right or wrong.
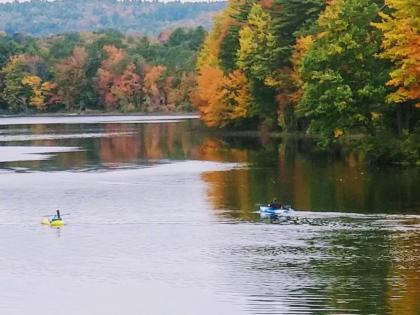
[51,209,61,221]
[269,198,281,209]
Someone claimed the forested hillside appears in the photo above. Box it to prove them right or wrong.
[0,0,226,37]
[0,28,205,113]
[193,0,419,163]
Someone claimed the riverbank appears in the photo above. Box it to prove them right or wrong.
[0,113,200,126]
[200,127,420,166]
[0,111,200,118]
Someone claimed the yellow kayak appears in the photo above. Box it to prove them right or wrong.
[42,217,64,227]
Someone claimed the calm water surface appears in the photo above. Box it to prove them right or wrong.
[0,116,419,315]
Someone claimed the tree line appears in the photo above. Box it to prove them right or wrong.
[193,0,419,163]
[0,27,205,113]
[0,0,226,37]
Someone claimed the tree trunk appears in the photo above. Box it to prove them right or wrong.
[396,105,402,136]
[404,103,411,133]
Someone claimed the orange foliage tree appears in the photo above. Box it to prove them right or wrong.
[96,45,127,110]
[194,66,253,127]
[96,45,143,112]
[111,64,142,112]
[143,65,166,112]
[193,65,225,127]
[192,4,255,128]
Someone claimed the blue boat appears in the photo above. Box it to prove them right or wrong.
[259,205,294,216]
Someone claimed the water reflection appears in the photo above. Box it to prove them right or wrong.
[387,229,420,315]
[201,138,419,215]
[306,225,420,315]
[0,120,418,214]
[0,121,203,170]
[214,216,420,314]
[308,228,390,314]
[0,118,419,315]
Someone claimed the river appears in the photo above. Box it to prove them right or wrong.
[0,115,419,315]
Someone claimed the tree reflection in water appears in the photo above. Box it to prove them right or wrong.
[0,119,419,314]
[0,120,418,213]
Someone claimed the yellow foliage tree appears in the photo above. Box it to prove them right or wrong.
[220,69,252,122]
[237,3,279,81]
[373,0,420,107]
[290,35,315,105]
[21,75,54,111]
[21,74,42,87]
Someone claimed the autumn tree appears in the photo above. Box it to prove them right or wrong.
[195,0,326,129]
[95,45,146,112]
[237,4,279,82]
[1,55,29,112]
[143,65,166,112]
[21,75,55,110]
[194,2,277,128]
[373,0,420,134]
[166,72,197,111]
[290,36,314,107]
[193,65,225,127]
[298,0,389,146]
[55,46,89,111]
[1,55,55,112]
[95,45,126,110]
[220,69,253,123]
[273,0,326,64]
[270,0,326,130]
[111,64,142,112]
[193,10,232,126]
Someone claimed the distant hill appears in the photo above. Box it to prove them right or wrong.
[0,0,226,37]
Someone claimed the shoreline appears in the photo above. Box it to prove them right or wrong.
[0,112,349,141]
[203,129,313,139]
[0,111,200,118]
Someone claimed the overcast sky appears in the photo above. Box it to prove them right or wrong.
[0,0,211,2]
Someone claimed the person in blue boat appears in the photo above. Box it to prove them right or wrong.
[269,198,281,209]
[51,209,61,221]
